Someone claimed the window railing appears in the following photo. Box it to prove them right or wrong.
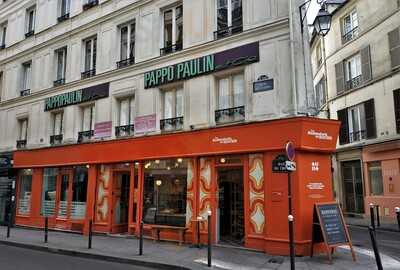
[160,42,183,56]
[20,89,31,97]
[215,106,245,124]
[342,27,359,44]
[117,57,135,69]
[53,78,65,87]
[346,75,362,90]
[16,139,27,149]
[81,69,96,79]
[349,129,366,143]
[50,134,63,145]
[0,43,5,50]
[77,130,94,143]
[214,24,243,40]
[57,13,70,23]
[115,124,135,137]
[83,0,99,11]
[25,30,34,38]
[160,116,183,131]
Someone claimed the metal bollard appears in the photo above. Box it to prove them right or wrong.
[139,221,143,256]
[207,210,212,268]
[369,203,375,231]
[288,215,295,270]
[88,219,92,249]
[6,212,11,238]
[368,226,383,270]
[395,207,400,231]
[44,217,48,243]
[375,205,380,228]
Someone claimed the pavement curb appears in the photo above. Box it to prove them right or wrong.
[347,224,400,233]
[0,239,190,270]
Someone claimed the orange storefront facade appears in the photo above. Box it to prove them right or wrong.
[13,117,339,256]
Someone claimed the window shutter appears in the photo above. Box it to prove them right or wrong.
[335,62,345,95]
[337,109,349,145]
[361,45,372,82]
[364,99,376,139]
[388,28,400,69]
[393,89,400,133]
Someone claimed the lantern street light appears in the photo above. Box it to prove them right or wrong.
[300,0,332,36]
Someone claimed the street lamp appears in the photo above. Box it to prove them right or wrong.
[300,0,332,36]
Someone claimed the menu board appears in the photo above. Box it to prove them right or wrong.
[316,204,348,245]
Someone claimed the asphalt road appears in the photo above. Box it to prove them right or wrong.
[0,244,159,270]
[349,226,400,261]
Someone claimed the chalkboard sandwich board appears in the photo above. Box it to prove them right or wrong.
[311,202,356,263]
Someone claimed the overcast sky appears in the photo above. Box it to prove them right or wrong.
[306,0,321,24]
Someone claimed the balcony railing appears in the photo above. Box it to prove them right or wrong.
[160,117,183,131]
[115,124,135,137]
[53,78,65,87]
[81,69,96,79]
[20,89,31,97]
[215,106,245,124]
[50,134,63,145]
[77,130,94,143]
[0,44,5,50]
[16,139,27,149]
[57,13,70,23]
[83,0,99,11]
[25,30,34,38]
[117,58,135,69]
[346,75,362,90]
[160,43,183,56]
[342,27,359,44]
[349,129,366,143]
[214,24,243,40]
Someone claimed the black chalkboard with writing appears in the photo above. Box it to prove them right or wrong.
[317,204,348,245]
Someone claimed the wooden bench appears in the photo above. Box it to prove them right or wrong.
[151,225,188,245]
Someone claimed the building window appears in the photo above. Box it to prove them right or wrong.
[0,22,7,48]
[142,158,192,227]
[342,9,358,44]
[21,61,32,96]
[344,53,362,90]
[388,27,400,70]
[393,89,400,133]
[71,166,88,219]
[82,36,97,79]
[337,99,376,145]
[116,96,135,137]
[161,87,184,131]
[17,169,33,216]
[117,22,135,68]
[83,0,99,11]
[17,118,28,148]
[161,4,183,55]
[316,41,322,68]
[50,111,63,145]
[41,168,58,217]
[25,6,36,37]
[215,73,245,124]
[215,0,243,39]
[54,47,67,86]
[58,0,70,22]
[368,162,383,196]
[78,105,95,143]
[315,77,326,109]
[0,72,3,102]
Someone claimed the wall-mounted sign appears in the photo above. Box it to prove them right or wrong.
[44,82,109,111]
[134,114,156,134]
[94,121,112,139]
[144,42,260,89]
[212,136,238,144]
[253,78,274,93]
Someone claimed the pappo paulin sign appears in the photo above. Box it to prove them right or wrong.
[144,42,260,89]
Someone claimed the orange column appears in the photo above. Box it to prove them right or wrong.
[84,164,97,235]
[135,161,144,236]
[30,168,43,227]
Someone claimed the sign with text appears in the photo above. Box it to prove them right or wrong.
[94,121,112,139]
[272,155,290,173]
[144,42,259,88]
[253,78,274,93]
[134,114,156,134]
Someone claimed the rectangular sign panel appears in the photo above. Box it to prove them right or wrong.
[253,79,274,93]
[134,114,157,134]
[316,203,348,245]
[94,121,112,139]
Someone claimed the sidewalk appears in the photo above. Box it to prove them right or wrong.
[0,226,398,270]
[345,216,400,232]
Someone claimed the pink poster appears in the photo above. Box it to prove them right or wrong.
[134,114,157,134]
[94,121,112,139]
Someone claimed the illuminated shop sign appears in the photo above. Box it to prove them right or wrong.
[44,82,110,111]
[144,42,260,89]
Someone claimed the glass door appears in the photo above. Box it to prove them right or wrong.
[57,172,71,219]
[342,160,364,214]
[111,172,130,233]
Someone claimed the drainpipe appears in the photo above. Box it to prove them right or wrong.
[289,0,298,116]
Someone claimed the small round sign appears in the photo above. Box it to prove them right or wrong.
[286,141,295,161]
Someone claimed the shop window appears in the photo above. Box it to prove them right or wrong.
[117,21,135,68]
[368,162,383,196]
[116,96,135,137]
[342,9,358,44]
[17,169,33,215]
[161,4,183,55]
[71,166,88,219]
[50,111,63,145]
[215,73,245,124]
[25,6,36,38]
[82,36,97,79]
[21,61,32,96]
[78,105,95,143]
[54,47,67,86]
[215,0,242,39]
[142,158,191,227]
[41,168,58,216]
[161,87,184,131]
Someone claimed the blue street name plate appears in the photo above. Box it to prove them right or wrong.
[253,79,274,93]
